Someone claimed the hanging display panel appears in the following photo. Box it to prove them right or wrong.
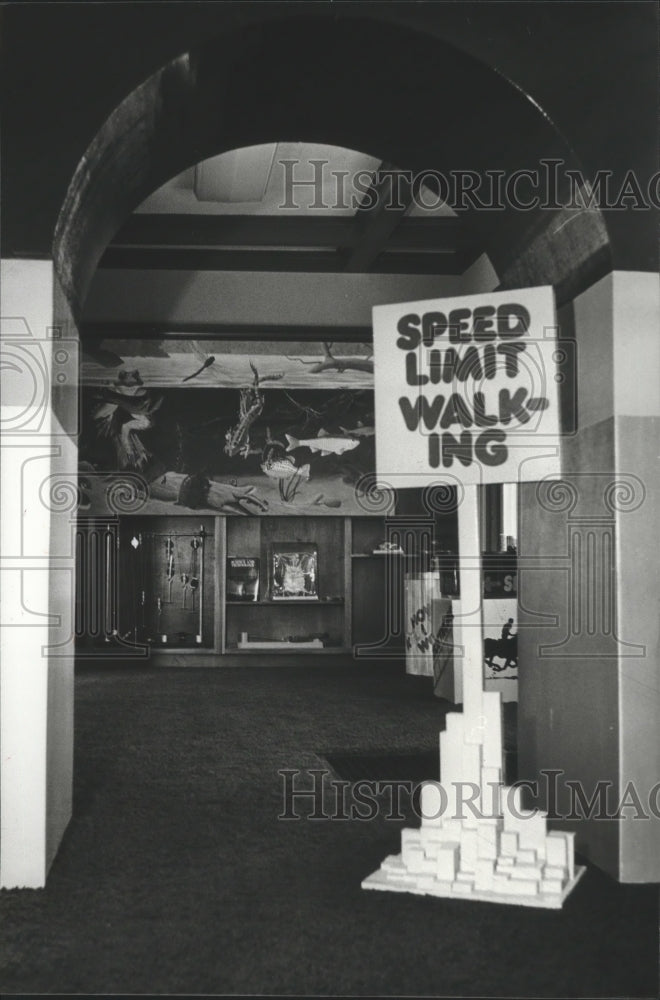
[78,338,388,516]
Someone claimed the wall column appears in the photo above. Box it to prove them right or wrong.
[518,271,660,881]
[1,259,78,887]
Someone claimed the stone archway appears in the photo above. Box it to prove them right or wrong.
[53,14,611,318]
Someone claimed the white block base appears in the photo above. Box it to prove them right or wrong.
[362,859,585,909]
[363,684,584,910]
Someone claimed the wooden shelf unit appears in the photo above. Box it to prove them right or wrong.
[222,515,352,655]
[76,511,464,663]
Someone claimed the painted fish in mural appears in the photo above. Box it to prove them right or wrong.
[285,429,360,456]
[261,456,311,481]
[338,421,375,438]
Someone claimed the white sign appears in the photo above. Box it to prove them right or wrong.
[373,286,561,486]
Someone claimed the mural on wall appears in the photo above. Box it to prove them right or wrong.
[79,338,383,516]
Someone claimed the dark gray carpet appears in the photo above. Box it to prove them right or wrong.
[324,746,440,783]
[0,663,657,996]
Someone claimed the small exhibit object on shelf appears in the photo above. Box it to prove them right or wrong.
[226,557,260,601]
[270,542,318,600]
[237,637,324,650]
[372,542,405,555]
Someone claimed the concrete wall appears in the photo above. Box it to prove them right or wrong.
[0,260,78,887]
[518,271,660,881]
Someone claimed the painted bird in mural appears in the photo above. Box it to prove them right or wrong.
[92,370,163,470]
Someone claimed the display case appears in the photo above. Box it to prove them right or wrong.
[75,509,464,664]
[222,516,351,653]
[116,515,217,650]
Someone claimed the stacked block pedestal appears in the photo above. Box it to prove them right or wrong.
[363,692,584,908]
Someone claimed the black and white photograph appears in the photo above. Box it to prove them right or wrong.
[0,1,658,997]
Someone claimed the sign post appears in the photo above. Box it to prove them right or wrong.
[456,482,483,721]
[362,286,584,907]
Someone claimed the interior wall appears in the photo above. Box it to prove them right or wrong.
[0,260,77,887]
[45,275,79,870]
[518,419,621,872]
[610,272,660,881]
[517,271,660,882]
[82,269,469,328]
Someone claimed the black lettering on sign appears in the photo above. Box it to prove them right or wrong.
[403,302,532,347]
[475,429,507,466]
[421,312,447,347]
[497,303,530,338]
[405,352,427,386]
[497,342,527,376]
[440,348,458,383]
[499,388,531,424]
[398,395,445,431]
[455,346,483,381]
[440,394,473,429]
[473,392,498,427]
[391,297,550,476]
[473,306,496,342]
[481,344,499,379]
[428,349,443,384]
[448,308,472,344]
[441,431,474,467]
[428,430,509,468]
[396,314,421,350]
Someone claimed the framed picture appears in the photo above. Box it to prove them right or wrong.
[270,542,318,600]
[226,557,260,602]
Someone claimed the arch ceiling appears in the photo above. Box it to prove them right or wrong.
[50,15,611,314]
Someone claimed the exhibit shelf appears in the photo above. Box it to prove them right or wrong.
[226,645,352,655]
[226,599,344,606]
[223,515,352,654]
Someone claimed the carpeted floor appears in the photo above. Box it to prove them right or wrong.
[1,663,657,996]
